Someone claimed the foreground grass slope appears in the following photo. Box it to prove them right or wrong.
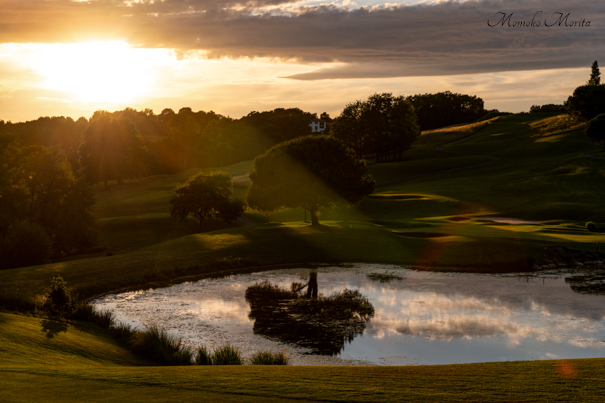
[2,112,605,401]
[2,312,604,402]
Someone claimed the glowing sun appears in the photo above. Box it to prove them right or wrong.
[33,41,161,104]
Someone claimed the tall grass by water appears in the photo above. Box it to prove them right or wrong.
[211,344,243,365]
[130,324,194,366]
[250,351,290,365]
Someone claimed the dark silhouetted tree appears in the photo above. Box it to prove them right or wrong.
[529,104,563,113]
[406,91,486,131]
[587,61,601,85]
[246,135,375,226]
[170,171,245,232]
[11,145,96,255]
[331,93,420,161]
[586,113,605,150]
[566,85,605,121]
[0,138,96,265]
[42,276,74,318]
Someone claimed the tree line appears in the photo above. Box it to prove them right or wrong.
[1,90,491,269]
[0,126,96,269]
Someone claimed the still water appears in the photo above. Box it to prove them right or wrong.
[92,264,605,366]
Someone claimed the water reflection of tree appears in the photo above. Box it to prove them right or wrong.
[565,273,605,295]
[245,273,375,355]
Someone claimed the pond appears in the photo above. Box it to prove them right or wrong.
[92,264,605,366]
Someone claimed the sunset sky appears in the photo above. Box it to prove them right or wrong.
[1,0,603,122]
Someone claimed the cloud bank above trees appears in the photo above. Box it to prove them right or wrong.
[2,0,604,79]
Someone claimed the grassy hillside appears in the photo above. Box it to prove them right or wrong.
[2,113,605,401]
[3,311,605,402]
[2,113,605,309]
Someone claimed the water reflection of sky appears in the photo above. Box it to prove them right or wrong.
[92,264,605,366]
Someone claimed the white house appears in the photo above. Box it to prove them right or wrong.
[309,119,328,133]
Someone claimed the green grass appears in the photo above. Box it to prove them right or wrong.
[2,113,605,308]
[2,112,605,400]
[2,312,604,402]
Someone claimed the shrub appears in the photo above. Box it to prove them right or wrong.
[195,345,213,365]
[42,276,74,319]
[211,344,243,365]
[250,351,290,365]
[586,222,598,232]
[130,324,194,365]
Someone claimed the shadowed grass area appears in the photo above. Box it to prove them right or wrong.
[0,312,149,367]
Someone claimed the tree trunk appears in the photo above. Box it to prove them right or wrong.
[309,206,320,226]
[198,218,204,233]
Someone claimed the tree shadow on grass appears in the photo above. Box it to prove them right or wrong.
[41,319,68,339]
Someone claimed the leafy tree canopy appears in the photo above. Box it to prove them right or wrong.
[0,137,96,267]
[406,91,486,131]
[246,135,375,226]
[566,84,605,121]
[170,171,245,232]
[330,93,420,162]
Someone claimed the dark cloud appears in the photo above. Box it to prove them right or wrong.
[1,0,604,78]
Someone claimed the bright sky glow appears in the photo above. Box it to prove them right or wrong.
[0,41,588,122]
[24,41,164,104]
[0,0,601,121]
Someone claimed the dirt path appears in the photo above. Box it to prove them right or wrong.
[377,121,538,187]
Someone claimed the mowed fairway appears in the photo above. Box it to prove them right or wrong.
[2,113,605,400]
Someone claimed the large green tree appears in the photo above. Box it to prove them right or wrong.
[170,171,245,232]
[331,93,420,162]
[78,113,148,189]
[246,135,375,226]
[0,138,96,267]
[585,113,605,150]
